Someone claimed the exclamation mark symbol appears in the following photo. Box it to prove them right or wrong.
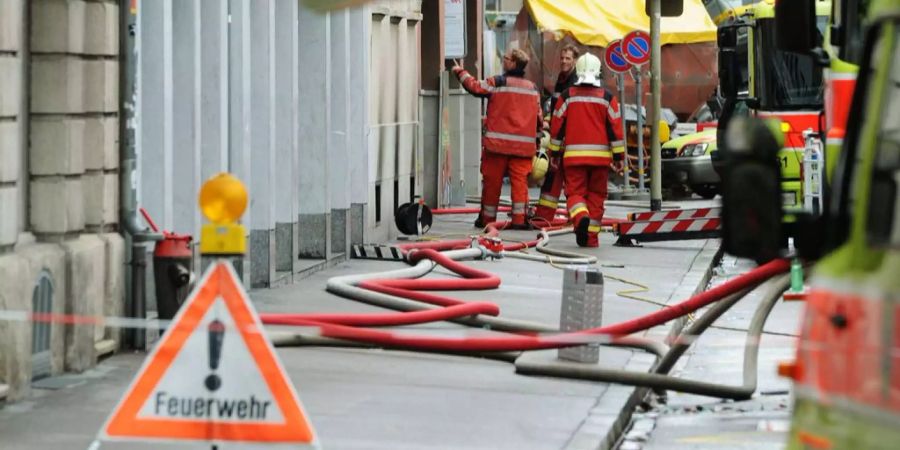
[205,319,225,392]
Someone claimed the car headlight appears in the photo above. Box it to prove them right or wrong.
[681,143,709,157]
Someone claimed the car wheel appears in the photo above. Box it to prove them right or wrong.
[690,184,719,199]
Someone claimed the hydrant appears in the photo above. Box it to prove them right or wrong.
[141,208,194,321]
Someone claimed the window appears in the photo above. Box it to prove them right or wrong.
[835,0,872,64]
[867,26,900,248]
[754,17,826,110]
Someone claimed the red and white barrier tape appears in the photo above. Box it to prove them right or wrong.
[627,207,720,222]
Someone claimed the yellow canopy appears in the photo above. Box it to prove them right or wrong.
[525,0,717,47]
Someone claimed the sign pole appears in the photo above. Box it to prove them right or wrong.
[649,0,663,211]
[619,73,629,190]
[635,68,645,191]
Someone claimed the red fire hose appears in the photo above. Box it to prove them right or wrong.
[261,249,506,327]
[395,217,573,252]
[431,206,570,216]
[276,258,789,352]
[259,301,499,327]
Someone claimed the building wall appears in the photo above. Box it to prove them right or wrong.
[0,0,123,401]
[134,0,422,285]
[368,1,423,242]
[0,0,446,404]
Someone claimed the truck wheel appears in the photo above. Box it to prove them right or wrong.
[690,184,719,200]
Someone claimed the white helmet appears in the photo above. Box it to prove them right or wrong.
[575,53,603,87]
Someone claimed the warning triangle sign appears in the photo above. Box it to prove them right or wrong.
[100,262,317,447]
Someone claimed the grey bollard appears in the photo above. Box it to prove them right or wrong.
[558,266,604,363]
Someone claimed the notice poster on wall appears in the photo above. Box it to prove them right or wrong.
[444,0,467,59]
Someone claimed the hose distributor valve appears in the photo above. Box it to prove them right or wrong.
[473,235,504,260]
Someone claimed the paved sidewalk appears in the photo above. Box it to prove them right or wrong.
[0,199,722,450]
[618,255,802,450]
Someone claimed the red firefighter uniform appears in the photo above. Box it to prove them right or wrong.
[535,70,579,224]
[453,67,541,226]
[550,86,625,247]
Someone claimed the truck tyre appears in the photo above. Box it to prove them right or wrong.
[691,184,719,200]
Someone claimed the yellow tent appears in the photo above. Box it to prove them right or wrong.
[525,0,717,47]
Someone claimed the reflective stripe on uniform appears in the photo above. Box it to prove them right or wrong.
[459,73,473,83]
[493,86,538,96]
[568,96,611,107]
[565,144,610,151]
[482,204,498,215]
[548,139,563,152]
[540,193,558,203]
[569,203,588,218]
[564,150,613,159]
[511,203,526,214]
[538,198,557,208]
[588,220,602,233]
[608,106,621,120]
[485,131,536,144]
[556,96,612,118]
[538,194,558,208]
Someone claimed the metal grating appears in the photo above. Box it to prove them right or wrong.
[31,270,54,381]
[558,267,604,364]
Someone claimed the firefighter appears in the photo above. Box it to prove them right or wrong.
[535,44,581,225]
[550,53,625,247]
[452,49,541,229]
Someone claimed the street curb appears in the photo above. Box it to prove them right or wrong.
[576,239,724,450]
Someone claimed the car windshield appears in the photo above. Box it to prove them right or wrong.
[754,17,827,110]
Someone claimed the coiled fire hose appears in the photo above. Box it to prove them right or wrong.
[263,211,791,399]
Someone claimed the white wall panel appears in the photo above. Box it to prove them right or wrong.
[297,6,330,216]
[248,0,273,230]
[137,0,171,231]
[170,0,197,235]
[199,0,229,179]
[348,6,371,205]
[273,0,297,224]
[134,0,420,248]
[329,9,350,210]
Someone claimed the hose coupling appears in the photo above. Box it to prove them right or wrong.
[472,235,504,260]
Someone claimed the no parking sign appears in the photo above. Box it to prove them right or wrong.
[604,40,632,74]
[622,30,651,66]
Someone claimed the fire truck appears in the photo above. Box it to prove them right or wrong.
[715,0,830,229]
[722,0,900,447]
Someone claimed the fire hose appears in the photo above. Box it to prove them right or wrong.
[261,212,791,399]
[292,257,788,353]
[515,275,791,400]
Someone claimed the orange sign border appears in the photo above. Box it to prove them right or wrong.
[102,262,316,445]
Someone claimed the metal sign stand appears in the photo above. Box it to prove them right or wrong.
[619,73,630,191]
[633,67,646,191]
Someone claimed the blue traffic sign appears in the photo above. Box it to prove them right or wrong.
[604,40,632,73]
[623,30,651,66]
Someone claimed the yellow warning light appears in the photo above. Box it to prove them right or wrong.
[199,173,248,224]
[198,173,248,256]
[781,122,792,133]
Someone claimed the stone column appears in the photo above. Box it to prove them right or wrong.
[273,0,299,279]
[329,9,352,257]
[297,4,331,259]
[248,0,276,288]
[348,5,370,246]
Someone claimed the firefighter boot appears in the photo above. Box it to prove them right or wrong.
[575,216,591,247]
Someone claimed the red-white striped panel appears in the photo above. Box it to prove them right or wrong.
[616,217,721,236]
[627,207,721,222]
